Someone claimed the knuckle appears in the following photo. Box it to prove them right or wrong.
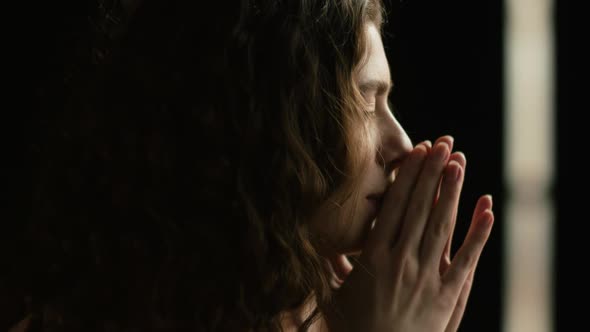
[392,239,412,261]
[408,197,429,218]
[454,295,467,312]
[411,145,428,162]
[458,251,477,269]
[392,250,418,284]
[436,287,457,310]
[391,246,409,269]
[463,276,474,290]
[432,216,451,238]
[426,157,444,174]
[401,263,419,287]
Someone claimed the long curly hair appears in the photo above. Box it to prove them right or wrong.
[8,0,384,330]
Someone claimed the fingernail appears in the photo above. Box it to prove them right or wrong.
[481,210,494,228]
[455,164,462,181]
[448,160,462,181]
[435,142,450,161]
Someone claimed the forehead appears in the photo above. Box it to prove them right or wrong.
[357,24,391,88]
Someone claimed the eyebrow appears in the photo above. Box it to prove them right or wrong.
[359,78,393,95]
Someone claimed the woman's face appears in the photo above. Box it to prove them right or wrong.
[311,24,413,256]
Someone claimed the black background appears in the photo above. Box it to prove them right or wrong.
[555,1,590,331]
[383,1,503,331]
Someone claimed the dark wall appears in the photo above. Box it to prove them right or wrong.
[556,1,590,330]
[2,0,82,328]
[383,1,504,331]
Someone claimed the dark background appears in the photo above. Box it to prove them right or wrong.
[555,1,590,331]
[383,1,503,331]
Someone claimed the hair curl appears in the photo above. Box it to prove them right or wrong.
[6,0,384,331]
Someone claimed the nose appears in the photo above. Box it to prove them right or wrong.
[376,112,413,176]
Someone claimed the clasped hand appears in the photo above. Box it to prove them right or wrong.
[323,136,494,332]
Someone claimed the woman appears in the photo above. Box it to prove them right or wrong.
[7,0,493,331]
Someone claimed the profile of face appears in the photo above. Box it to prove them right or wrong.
[311,24,412,257]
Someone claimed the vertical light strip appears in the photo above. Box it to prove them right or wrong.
[504,0,554,332]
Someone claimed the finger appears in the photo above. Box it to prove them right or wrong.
[472,194,493,223]
[440,152,466,267]
[432,137,456,207]
[442,208,493,294]
[448,194,492,266]
[449,152,466,168]
[434,136,454,155]
[459,195,492,262]
[367,141,430,252]
[444,268,475,332]
[423,139,433,152]
[445,215,486,332]
[396,138,451,254]
[420,159,464,268]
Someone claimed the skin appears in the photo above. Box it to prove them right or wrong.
[288,23,494,331]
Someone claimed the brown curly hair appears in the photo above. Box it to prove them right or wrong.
[6,0,384,330]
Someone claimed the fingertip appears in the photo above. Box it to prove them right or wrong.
[413,142,429,156]
[447,159,462,169]
[445,160,463,181]
[435,135,454,151]
[416,140,432,151]
[478,194,493,210]
[479,209,494,228]
[450,151,466,168]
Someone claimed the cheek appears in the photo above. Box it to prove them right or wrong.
[351,121,379,169]
[357,129,380,175]
[311,201,348,232]
[309,194,371,253]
